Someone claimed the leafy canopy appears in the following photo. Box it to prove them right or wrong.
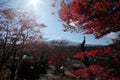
[59,0,120,38]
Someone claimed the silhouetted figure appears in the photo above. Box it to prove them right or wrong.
[80,36,86,52]
[80,36,90,66]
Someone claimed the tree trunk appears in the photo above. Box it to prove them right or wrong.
[10,68,16,80]
[10,49,18,80]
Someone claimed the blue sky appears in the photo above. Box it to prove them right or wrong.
[1,0,113,45]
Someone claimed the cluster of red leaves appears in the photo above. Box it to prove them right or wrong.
[2,9,15,19]
[112,54,120,65]
[74,47,113,59]
[71,64,103,79]
[51,0,57,15]
[39,23,47,28]
[48,53,58,66]
[0,9,47,66]
[58,0,120,38]
[51,0,57,8]
[70,64,120,80]
[71,47,120,80]
[48,52,68,66]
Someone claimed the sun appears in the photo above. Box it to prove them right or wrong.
[29,0,40,8]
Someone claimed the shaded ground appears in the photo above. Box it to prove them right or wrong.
[38,66,72,80]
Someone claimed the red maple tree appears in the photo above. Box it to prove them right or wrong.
[0,9,46,80]
[58,0,120,80]
[59,0,120,38]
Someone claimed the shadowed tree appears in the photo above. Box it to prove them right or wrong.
[0,8,46,80]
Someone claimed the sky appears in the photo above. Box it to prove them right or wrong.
[0,0,113,45]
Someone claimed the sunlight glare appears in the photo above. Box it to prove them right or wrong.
[29,0,40,8]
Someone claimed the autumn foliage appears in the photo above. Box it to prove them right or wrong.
[59,0,120,38]
[74,47,113,59]
[57,0,120,79]
[70,48,120,80]
[0,9,46,65]
[0,0,120,80]
[0,8,47,80]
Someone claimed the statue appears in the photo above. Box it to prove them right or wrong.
[80,36,86,52]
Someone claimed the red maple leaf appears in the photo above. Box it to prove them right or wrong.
[51,1,56,8]
[39,24,47,28]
